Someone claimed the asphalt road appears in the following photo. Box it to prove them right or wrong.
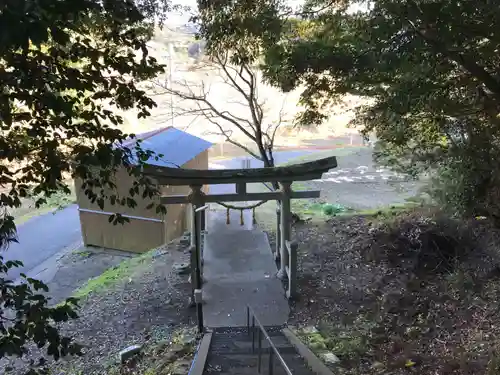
[3,205,82,281]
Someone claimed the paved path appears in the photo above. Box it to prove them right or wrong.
[4,205,82,281]
[202,208,289,327]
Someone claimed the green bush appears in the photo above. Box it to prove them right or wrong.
[375,135,500,223]
[423,144,500,221]
[322,203,347,216]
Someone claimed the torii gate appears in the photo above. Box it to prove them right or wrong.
[142,156,337,326]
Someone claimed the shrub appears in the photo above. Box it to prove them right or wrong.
[1,255,82,374]
[367,209,477,275]
[322,203,347,216]
[376,135,500,224]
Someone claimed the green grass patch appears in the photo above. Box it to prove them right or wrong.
[303,202,351,216]
[248,181,357,228]
[336,201,425,220]
[296,316,376,363]
[247,182,329,229]
[73,250,154,299]
[14,205,59,225]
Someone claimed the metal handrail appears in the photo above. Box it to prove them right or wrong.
[246,305,293,375]
[193,204,209,333]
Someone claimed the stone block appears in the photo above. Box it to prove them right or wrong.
[119,344,142,363]
[173,262,190,275]
[321,352,340,365]
[152,249,168,259]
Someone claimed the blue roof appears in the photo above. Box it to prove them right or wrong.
[124,127,212,168]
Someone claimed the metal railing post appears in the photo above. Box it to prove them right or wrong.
[275,203,281,261]
[278,182,292,279]
[252,316,256,353]
[258,329,262,372]
[269,350,274,375]
[247,306,250,336]
[192,201,208,335]
[286,241,298,300]
[246,305,293,375]
[189,245,196,306]
[193,204,203,334]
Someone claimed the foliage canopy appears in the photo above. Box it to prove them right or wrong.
[198,0,500,218]
[0,0,173,372]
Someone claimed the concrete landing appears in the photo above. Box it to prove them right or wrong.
[202,207,289,327]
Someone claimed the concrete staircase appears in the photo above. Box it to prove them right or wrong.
[203,327,315,375]
[190,324,333,375]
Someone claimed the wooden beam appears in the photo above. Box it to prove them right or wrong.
[236,182,246,194]
[278,182,292,279]
[160,190,320,205]
[143,156,337,186]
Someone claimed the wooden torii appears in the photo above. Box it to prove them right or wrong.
[142,156,337,303]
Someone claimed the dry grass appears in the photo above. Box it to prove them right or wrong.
[118,32,370,143]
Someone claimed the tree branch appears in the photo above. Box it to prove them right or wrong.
[151,78,259,142]
[148,52,280,168]
[404,2,500,101]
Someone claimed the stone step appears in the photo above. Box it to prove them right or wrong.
[204,352,314,375]
[202,327,316,375]
[211,331,294,353]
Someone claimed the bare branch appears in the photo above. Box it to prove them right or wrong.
[147,51,288,168]
[213,52,264,131]
[152,77,260,142]
[204,122,262,160]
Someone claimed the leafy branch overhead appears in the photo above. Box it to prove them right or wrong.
[0,0,171,221]
[197,0,500,218]
[0,0,174,373]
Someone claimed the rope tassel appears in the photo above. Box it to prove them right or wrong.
[217,200,268,226]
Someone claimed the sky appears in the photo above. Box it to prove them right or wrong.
[166,0,306,26]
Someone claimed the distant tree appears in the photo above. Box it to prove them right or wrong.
[150,50,291,172]
[0,0,173,373]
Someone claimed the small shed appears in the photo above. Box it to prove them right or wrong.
[75,126,212,253]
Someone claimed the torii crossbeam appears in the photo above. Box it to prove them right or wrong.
[141,156,337,308]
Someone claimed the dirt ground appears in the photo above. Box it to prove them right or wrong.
[4,239,196,375]
[301,147,424,210]
[44,246,135,305]
[269,209,500,375]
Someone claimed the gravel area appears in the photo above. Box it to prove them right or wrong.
[4,239,196,374]
[301,147,424,210]
[45,247,134,305]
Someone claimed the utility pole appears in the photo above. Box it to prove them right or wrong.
[167,42,175,128]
